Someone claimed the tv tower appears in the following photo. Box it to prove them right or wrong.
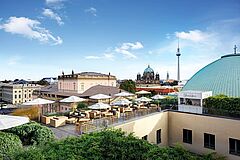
[176,38,181,82]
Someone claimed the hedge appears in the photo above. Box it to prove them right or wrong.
[204,95,240,117]
[0,132,22,159]
[11,129,224,160]
[4,121,55,146]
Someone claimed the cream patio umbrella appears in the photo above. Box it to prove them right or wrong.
[88,102,111,110]
[151,95,166,100]
[22,98,55,121]
[22,98,55,106]
[111,98,132,106]
[135,90,151,95]
[60,96,86,103]
[135,97,152,103]
[114,92,134,97]
[89,94,111,100]
[0,115,29,130]
[60,96,86,111]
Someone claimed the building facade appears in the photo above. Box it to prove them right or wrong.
[115,111,240,160]
[58,72,117,94]
[136,65,160,84]
[0,83,41,105]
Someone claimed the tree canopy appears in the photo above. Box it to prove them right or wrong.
[11,129,224,160]
[119,80,136,93]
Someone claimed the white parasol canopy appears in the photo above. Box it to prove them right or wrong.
[114,92,134,97]
[88,102,111,110]
[89,94,111,100]
[135,90,151,95]
[60,96,86,103]
[152,95,166,100]
[22,98,55,105]
[111,98,132,106]
[0,115,29,130]
[135,97,152,102]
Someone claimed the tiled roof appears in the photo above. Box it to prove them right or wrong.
[80,85,125,97]
[183,54,240,97]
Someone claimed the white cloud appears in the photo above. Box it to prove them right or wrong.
[85,53,114,60]
[175,30,209,42]
[85,7,97,16]
[85,56,101,59]
[0,17,62,45]
[7,56,22,65]
[42,8,64,25]
[45,0,65,10]
[152,18,240,80]
[115,42,143,59]
[115,48,137,59]
[46,0,62,4]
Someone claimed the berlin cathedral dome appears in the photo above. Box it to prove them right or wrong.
[136,65,160,84]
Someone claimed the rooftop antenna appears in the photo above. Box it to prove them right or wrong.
[234,45,237,54]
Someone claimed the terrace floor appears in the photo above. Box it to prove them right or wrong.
[49,108,160,139]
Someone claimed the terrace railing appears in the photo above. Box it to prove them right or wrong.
[79,107,159,134]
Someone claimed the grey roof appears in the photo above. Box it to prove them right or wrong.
[78,72,111,77]
[80,85,125,97]
[40,84,58,92]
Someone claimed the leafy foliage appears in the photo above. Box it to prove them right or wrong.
[0,132,22,159]
[11,129,224,160]
[204,95,240,117]
[119,80,136,93]
[153,96,178,109]
[4,121,55,146]
[77,102,88,110]
[12,106,39,120]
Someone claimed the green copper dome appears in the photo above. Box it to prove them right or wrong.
[182,54,240,97]
[144,65,154,74]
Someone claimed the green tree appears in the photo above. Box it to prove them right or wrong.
[119,80,136,93]
[4,122,55,146]
[77,102,88,110]
[11,129,224,160]
[0,132,22,159]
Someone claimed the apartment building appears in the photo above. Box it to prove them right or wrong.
[0,83,41,105]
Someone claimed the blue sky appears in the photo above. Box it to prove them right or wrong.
[0,0,240,81]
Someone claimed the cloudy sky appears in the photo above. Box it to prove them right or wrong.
[0,0,239,81]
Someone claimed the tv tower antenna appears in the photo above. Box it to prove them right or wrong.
[176,37,181,82]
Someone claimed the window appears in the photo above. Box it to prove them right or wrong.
[183,129,192,144]
[156,129,161,144]
[229,138,240,156]
[81,83,84,91]
[142,135,148,141]
[19,95,21,99]
[29,94,31,98]
[15,95,17,99]
[25,94,27,98]
[204,133,215,150]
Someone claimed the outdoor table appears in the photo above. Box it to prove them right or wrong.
[104,112,113,117]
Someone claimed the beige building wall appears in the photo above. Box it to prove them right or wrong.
[0,84,40,105]
[115,112,169,146]
[58,77,116,94]
[115,111,240,160]
[168,111,240,160]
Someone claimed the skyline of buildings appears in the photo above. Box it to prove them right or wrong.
[0,0,239,81]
